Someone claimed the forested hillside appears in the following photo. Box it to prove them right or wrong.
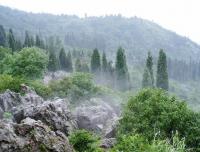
[0,5,200,61]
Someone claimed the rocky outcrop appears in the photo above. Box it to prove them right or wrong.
[74,98,119,137]
[0,118,73,152]
[13,98,77,135]
[0,86,43,119]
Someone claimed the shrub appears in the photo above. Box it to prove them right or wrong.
[0,74,25,93]
[28,81,52,99]
[118,88,200,151]
[69,130,102,152]
[1,47,48,79]
[111,133,187,152]
[49,73,99,103]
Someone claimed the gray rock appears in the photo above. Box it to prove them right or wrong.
[13,98,77,135]
[74,98,119,136]
[0,118,73,152]
[100,138,116,149]
[0,86,44,119]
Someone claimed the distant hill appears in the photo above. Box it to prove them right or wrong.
[0,5,200,61]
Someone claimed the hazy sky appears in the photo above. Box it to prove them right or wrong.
[0,0,200,44]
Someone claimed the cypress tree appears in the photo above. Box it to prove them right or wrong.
[115,47,129,90]
[91,48,101,73]
[15,39,22,51]
[8,29,16,53]
[0,25,6,47]
[48,51,59,72]
[156,49,169,90]
[142,51,154,88]
[142,68,152,88]
[24,31,31,47]
[102,52,108,72]
[59,48,68,71]
[67,51,73,72]
[35,35,41,47]
[75,58,82,72]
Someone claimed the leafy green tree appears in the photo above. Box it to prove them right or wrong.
[12,47,48,78]
[102,52,107,72]
[69,130,102,152]
[48,51,59,72]
[115,47,129,90]
[0,25,6,47]
[156,49,169,90]
[67,51,73,72]
[142,67,152,88]
[118,88,200,151]
[91,48,101,73]
[8,29,15,53]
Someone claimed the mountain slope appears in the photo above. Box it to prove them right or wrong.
[0,5,200,61]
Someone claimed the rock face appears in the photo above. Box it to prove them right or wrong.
[13,98,77,135]
[0,118,73,152]
[0,86,43,119]
[74,98,119,137]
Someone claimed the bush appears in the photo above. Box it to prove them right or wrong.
[111,133,186,152]
[118,88,200,151]
[28,81,52,99]
[1,47,48,79]
[49,73,99,103]
[69,130,102,152]
[0,74,25,93]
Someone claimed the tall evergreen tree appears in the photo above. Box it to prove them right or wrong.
[156,49,169,90]
[115,47,129,90]
[102,52,108,72]
[142,68,152,88]
[67,51,73,72]
[35,35,41,47]
[142,52,154,88]
[75,58,82,72]
[91,48,101,73]
[48,51,59,72]
[0,25,6,47]
[59,48,68,71]
[15,39,22,51]
[24,31,32,47]
[8,29,15,53]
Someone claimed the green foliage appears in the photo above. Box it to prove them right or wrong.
[91,48,101,73]
[59,48,68,71]
[67,51,73,72]
[102,52,107,72]
[0,25,6,47]
[0,46,11,60]
[8,28,15,53]
[115,47,129,90]
[112,133,187,152]
[28,81,52,99]
[75,58,89,72]
[156,49,169,90]
[142,52,154,88]
[48,51,59,72]
[3,112,12,120]
[49,73,98,103]
[3,47,48,79]
[69,130,102,152]
[118,88,200,151]
[142,67,152,88]
[0,74,25,93]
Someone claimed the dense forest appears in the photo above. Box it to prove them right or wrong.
[1,4,200,152]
